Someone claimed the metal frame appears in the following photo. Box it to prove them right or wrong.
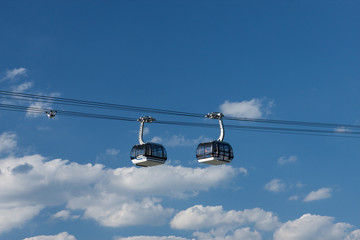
[205,112,225,141]
[137,116,155,145]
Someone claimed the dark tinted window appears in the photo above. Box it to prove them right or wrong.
[196,141,234,161]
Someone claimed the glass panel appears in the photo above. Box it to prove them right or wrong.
[219,144,225,159]
[223,144,230,160]
[197,145,204,158]
[152,146,161,158]
[205,144,212,158]
[145,145,151,156]
[136,147,145,157]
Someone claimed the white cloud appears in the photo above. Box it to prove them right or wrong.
[52,210,71,220]
[51,210,79,221]
[115,236,189,240]
[2,67,27,81]
[303,188,332,202]
[277,156,297,165]
[171,205,280,231]
[0,132,17,154]
[11,81,33,93]
[346,230,360,240]
[0,205,43,235]
[68,197,174,227]
[288,195,299,201]
[23,232,76,240]
[109,165,237,198]
[274,214,354,240]
[128,212,360,240]
[220,99,273,118]
[194,227,262,240]
[0,151,238,234]
[150,136,163,143]
[264,179,285,192]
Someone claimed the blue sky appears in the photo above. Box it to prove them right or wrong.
[1,1,360,239]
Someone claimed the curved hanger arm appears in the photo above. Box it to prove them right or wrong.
[137,116,155,145]
[218,117,225,141]
[205,112,225,142]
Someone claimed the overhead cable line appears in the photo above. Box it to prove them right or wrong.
[0,90,359,130]
[1,103,360,139]
[0,90,203,118]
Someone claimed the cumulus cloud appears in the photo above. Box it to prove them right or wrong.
[274,214,355,240]
[51,210,79,221]
[0,132,17,154]
[264,179,285,192]
[109,165,237,198]
[0,205,43,235]
[23,232,76,240]
[220,99,273,118]
[68,197,174,227]
[345,230,360,240]
[0,149,238,234]
[150,136,163,143]
[193,227,262,240]
[303,188,332,202]
[2,67,27,81]
[115,236,189,240]
[124,213,360,240]
[277,156,297,165]
[170,205,280,231]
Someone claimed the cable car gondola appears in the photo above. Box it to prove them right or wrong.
[45,110,57,119]
[130,116,167,167]
[196,112,234,165]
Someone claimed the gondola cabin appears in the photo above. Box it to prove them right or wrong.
[196,141,233,165]
[130,142,167,167]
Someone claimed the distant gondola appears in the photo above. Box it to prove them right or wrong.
[130,116,167,167]
[196,112,234,165]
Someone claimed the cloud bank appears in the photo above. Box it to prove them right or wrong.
[0,132,238,234]
[1,132,359,240]
[23,232,76,240]
[171,205,281,231]
[274,214,357,240]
